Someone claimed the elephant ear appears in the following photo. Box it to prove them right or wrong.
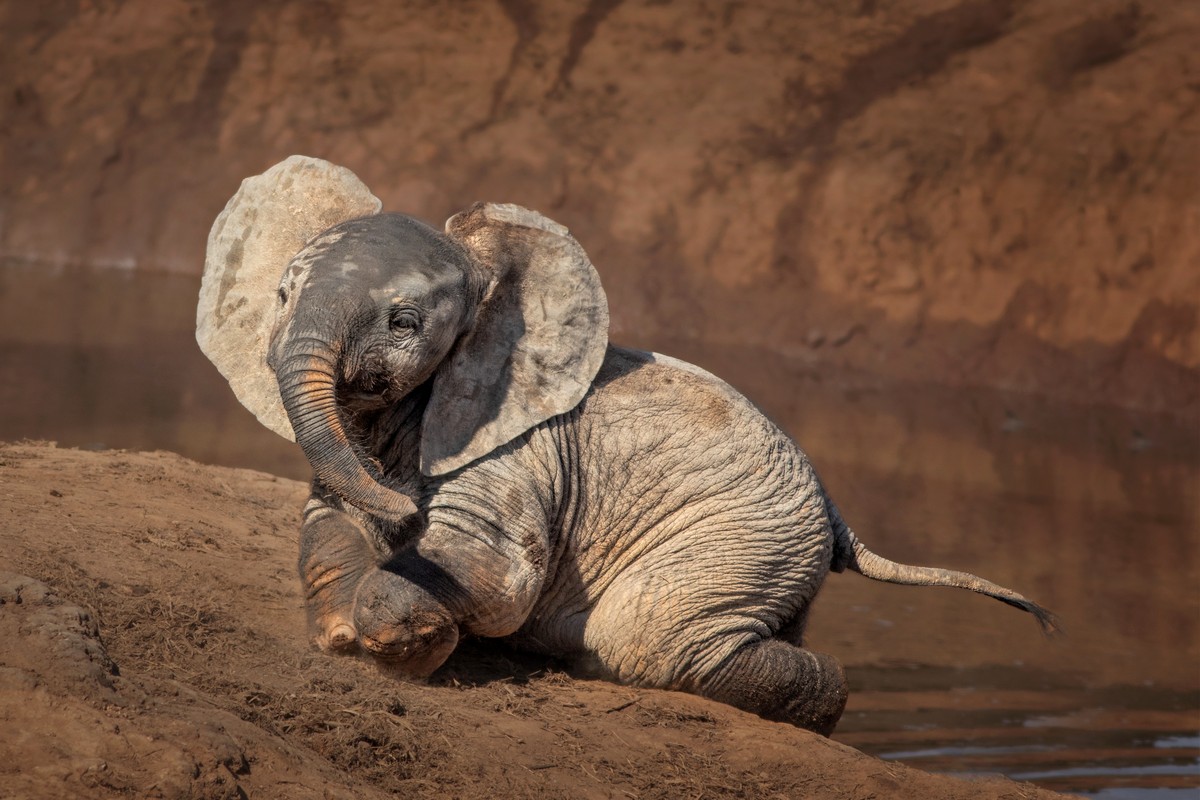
[421,203,609,476]
[196,155,382,441]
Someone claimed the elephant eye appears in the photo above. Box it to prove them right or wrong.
[278,287,288,305]
[389,307,422,335]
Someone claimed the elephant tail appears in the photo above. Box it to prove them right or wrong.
[824,493,1062,636]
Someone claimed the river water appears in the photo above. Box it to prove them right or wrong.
[2,262,1197,797]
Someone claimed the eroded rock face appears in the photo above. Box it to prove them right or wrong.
[0,1,1196,409]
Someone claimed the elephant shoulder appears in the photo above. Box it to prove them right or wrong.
[588,345,761,429]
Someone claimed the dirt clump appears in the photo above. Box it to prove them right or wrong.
[0,441,1075,799]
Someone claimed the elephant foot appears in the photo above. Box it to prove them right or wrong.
[700,639,848,736]
[776,651,848,735]
[304,569,364,653]
[299,508,380,653]
[353,568,459,678]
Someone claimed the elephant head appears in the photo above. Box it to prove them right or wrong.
[197,156,609,526]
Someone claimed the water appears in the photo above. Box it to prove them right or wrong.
[2,261,1197,797]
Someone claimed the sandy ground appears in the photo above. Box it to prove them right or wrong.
[0,441,1078,799]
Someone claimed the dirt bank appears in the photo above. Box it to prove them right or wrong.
[1,1,1197,411]
[0,441,1074,799]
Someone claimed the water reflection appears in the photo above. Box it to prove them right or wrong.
[0,262,306,479]
[1,261,1197,796]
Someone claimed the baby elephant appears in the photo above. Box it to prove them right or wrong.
[198,157,1056,735]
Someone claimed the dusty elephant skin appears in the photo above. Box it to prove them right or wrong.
[197,156,1057,737]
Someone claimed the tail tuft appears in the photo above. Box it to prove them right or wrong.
[996,596,1064,638]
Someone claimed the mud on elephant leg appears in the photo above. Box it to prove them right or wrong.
[700,639,849,736]
[352,563,460,677]
[299,502,382,652]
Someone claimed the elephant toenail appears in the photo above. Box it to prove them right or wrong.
[326,623,357,650]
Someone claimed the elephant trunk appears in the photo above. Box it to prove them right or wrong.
[275,348,419,526]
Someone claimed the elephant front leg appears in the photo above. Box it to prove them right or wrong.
[299,497,380,652]
[698,639,849,736]
[300,497,460,675]
[348,521,544,678]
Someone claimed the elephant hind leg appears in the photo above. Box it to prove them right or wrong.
[699,638,848,736]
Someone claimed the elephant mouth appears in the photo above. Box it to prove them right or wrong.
[339,389,390,411]
[335,371,395,413]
